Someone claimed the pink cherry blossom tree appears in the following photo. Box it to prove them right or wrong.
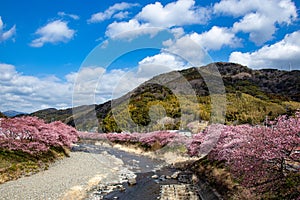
[0,116,78,154]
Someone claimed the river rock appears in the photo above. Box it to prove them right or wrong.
[171,171,180,179]
[151,174,159,179]
[128,177,137,185]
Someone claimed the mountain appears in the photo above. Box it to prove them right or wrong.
[3,110,28,117]
[30,62,300,132]
[29,102,112,132]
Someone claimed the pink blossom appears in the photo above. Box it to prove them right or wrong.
[0,116,78,154]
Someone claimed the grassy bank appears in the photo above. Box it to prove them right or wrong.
[0,147,68,184]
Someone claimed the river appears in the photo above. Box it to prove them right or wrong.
[73,141,221,200]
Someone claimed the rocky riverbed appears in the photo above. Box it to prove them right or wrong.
[0,141,220,200]
[73,142,220,200]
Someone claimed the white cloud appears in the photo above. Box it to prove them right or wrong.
[189,26,240,50]
[0,63,73,113]
[229,31,300,69]
[214,0,297,45]
[105,0,211,40]
[113,11,130,20]
[88,2,139,23]
[232,13,275,45]
[0,16,16,42]
[71,67,106,106]
[105,19,159,39]
[160,26,239,66]
[0,64,141,113]
[170,27,185,39]
[136,0,210,27]
[58,12,80,20]
[137,52,188,78]
[30,20,75,47]
[214,0,257,16]
[0,63,17,81]
[162,34,210,66]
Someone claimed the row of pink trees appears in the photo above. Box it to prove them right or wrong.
[79,130,186,150]
[188,112,300,191]
[0,116,78,154]
[79,112,300,192]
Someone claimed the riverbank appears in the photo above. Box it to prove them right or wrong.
[0,151,124,200]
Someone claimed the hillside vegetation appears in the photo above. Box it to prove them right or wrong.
[30,62,300,132]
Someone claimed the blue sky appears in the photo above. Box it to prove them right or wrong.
[0,0,299,113]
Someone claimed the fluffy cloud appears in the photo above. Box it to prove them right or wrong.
[137,52,188,78]
[105,19,159,39]
[229,31,300,69]
[113,11,130,20]
[0,63,73,113]
[70,67,106,106]
[159,26,240,66]
[214,0,297,45]
[30,20,75,47]
[0,63,145,113]
[162,34,210,66]
[88,2,139,23]
[105,0,210,39]
[0,16,16,42]
[189,26,240,50]
[58,12,80,20]
[136,0,210,27]
[232,13,275,45]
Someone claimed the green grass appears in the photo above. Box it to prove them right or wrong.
[0,148,66,184]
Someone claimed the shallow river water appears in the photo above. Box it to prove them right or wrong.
[72,142,220,200]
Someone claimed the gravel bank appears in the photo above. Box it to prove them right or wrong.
[0,151,124,200]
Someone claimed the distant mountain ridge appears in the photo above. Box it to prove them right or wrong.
[3,110,28,117]
[29,62,300,132]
